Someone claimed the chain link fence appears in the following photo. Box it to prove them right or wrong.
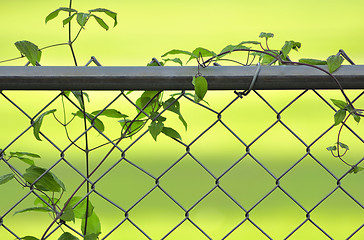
[0,65,363,239]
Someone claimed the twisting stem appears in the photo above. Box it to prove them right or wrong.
[68,0,78,66]
[265,38,270,50]
[336,115,353,167]
[0,56,24,64]
[41,91,163,239]
[216,58,246,66]
[40,42,69,51]
[80,90,91,235]
[71,23,87,44]
[203,47,360,170]
[202,48,354,110]
[69,44,78,66]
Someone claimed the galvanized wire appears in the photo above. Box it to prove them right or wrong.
[0,67,363,239]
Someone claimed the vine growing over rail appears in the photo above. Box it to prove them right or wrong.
[0,1,363,240]
[156,32,363,174]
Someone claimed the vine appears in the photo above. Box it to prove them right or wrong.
[0,2,363,240]
[156,32,364,174]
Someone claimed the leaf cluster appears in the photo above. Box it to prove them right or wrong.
[46,7,117,31]
[11,6,117,66]
[0,148,100,239]
[331,99,361,126]
[132,91,186,141]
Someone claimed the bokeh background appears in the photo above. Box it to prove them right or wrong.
[1,0,364,239]
[1,0,364,66]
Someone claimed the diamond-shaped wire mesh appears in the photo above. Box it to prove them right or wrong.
[0,87,363,240]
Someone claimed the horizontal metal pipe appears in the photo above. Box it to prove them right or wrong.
[0,65,364,90]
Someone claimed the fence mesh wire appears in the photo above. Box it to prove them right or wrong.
[0,85,363,239]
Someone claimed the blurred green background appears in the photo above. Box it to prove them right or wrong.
[1,0,364,239]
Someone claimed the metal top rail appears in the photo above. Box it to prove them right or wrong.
[0,65,364,90]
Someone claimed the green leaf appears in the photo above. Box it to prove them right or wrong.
[34,195,58,208]
[21,236,40,240]
[135,91,161,119]
[163,98,181,115]
[331,99,347,109]
[69,196,94,219]
[10,152,40,165]
[249,52,263,57]
[14,207,53,215]
[193,94,202,103]
[89,8,117,27]
[91,109,128,118]
[45,9,61,23]
[60,205,75,222]
[184,92,209,105]
[91,15,109,30]
[298,58,327,65]
[338,142,349,150]
[178,115,188,130]
[135,97,154,119]
[15,40,41,66]
[326,146,337,151]
[23,166,64,192]
[238,41,261,45]
[139,91,161,102]
[45,7,77,23]
[161,49,195,58]
[217,44,250,60]
[163,58,183,66]
[169,92,184,97]
[58,232,79,240]
[10,152,40,159]
[291,41,301,51]
[16,157,34,165]
[219,44,238,54]
[119,119,145,135]
[192,47,216,57]
[150,112,166,122]
[33,109,57,141]
[76,13,90,27]
[149,121,164,141]
[71,91,89,109]
[188,47,216,63]
[84,234,99,240]
[280,41,300,58]
[334,109,346,126]
[346,104,355,113]
[327,55,344,73]
[281,41,293,58]
[192,76,208,100]
[81,212,101,236]
[51,171,66,191]
[73,111,105,133]
[88,115,105,133]
[260,50,278,65]
[259,32,274,39]
[261,54,275,65]
[63,91,71,97]
[161,127,182,140]
[0,173,14,185]
[141,91,162,102]
[353,113,361,123]
[63,13,77,26]
[163,98,187,130]
[350,166,364,174]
